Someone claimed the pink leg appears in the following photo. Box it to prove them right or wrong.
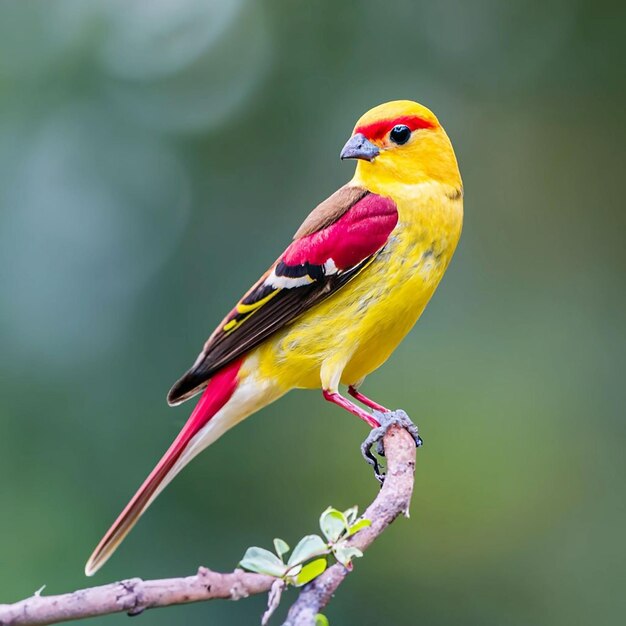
[323,390,380,428]
[348,386,389,413]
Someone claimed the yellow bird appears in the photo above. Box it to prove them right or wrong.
[85,100,463,576]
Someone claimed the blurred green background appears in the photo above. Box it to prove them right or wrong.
[1,1,624,624]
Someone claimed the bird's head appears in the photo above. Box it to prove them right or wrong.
[341,100,461,192]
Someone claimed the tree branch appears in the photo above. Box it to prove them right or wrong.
[0,569,275,626]
[281,423,416,625]
[0,422,416,626]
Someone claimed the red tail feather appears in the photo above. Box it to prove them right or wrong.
[85,358,243,576]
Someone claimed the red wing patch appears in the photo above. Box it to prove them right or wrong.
[283,194,397,270]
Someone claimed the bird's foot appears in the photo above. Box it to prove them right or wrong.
[360,410,422,483]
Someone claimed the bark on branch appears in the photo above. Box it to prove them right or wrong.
[0,569,275,626]
[0,422,416,626]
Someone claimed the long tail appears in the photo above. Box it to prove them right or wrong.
[85,358,245,576]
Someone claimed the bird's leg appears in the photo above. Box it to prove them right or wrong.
[322,390,381,428]
[348,385,389,413]
[360,410,423,483]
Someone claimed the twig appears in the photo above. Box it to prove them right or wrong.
[281,423,416,625]
[0,422,417,626]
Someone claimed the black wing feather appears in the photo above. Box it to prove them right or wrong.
[167,257,373,404]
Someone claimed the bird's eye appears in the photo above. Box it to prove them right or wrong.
[389,125,411,145]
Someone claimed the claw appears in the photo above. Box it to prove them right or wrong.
[360,410,422,483]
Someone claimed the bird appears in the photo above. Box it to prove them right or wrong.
[85,99,463,576]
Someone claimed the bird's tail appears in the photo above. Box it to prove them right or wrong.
[85,358,247,576]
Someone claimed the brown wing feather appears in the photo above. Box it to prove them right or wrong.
[293,184,368,238]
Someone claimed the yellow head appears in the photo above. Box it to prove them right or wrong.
[341,100,462,192]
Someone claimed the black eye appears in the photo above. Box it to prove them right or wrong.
[389,125,411,145]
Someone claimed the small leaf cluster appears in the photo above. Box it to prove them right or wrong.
[239,506,371,587]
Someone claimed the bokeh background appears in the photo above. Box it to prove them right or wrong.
[1,1,624,624]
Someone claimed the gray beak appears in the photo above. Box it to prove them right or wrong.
[340,133,380,162]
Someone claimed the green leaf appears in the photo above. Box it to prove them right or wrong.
[287,534,328,566]
[315,614,330,626]
[273,538,290,559]
[295,557,327,586]
[333,545,363,568]
[320,507,348,543]
[343,506,358,524]
[240,546,288,577]
[348,518,371,536]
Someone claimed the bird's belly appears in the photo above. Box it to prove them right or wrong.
[254,222,458,391]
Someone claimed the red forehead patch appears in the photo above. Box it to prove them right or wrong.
[355,115,436,142]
